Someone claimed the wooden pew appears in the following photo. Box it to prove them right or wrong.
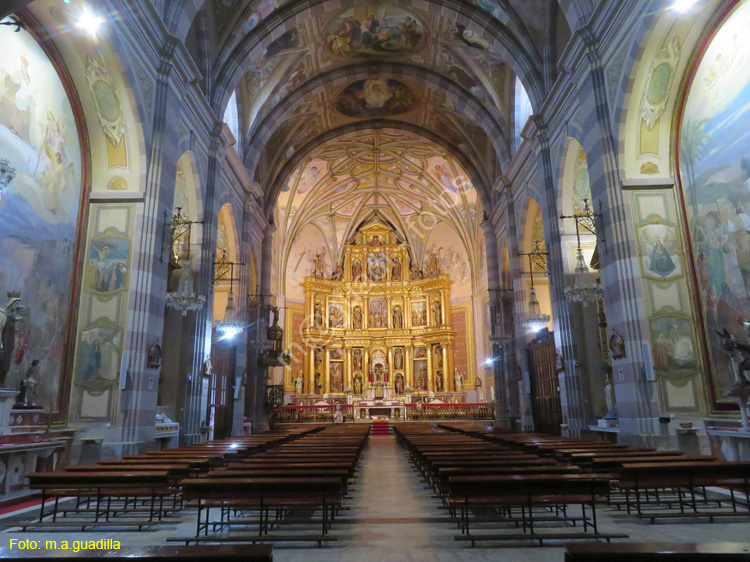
[564,542,750,561]
[0,546,273,562]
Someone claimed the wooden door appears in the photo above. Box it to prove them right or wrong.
[208,342,236,440]
[527,330,562,434]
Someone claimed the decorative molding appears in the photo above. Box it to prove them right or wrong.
[85,56,126,146]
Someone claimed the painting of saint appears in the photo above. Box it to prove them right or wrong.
[330,362,344,393]
[265,28,300,58]
[352,306,363,329]
[650,316,697,373]
[335,79,417,118]
[411,301,427,327]
[393,306,403,329]
[352,259,363,282]
[369,298,388,328]
[413,347,427,359]
[638,223,681,279]
[676,1,750,403]
[367,252,387,281]
[414,360,428,390]
[330,348,344,361]
[0,26,84,410]
[314,302,323,328]
[325,6,424,57]
[76,327,121,385]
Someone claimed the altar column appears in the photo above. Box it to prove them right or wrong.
[324,350,330,394]
[405,347,412,389]
[427,347,433,393]
[444,343,453,392]
[345,348,352,391]
[306,349,315,394]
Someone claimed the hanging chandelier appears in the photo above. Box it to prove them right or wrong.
[520,250,550,333]
[561,198,603,305]
[214,250,247,338]
[165,256,206,315]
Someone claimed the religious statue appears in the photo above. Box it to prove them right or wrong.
[426,249,440,276]
[436,370,444,392]
[410,263,423,280]
[147,339,163,369]
[555,348,564,372]
[353,306,363,330]
[352,259,363,282]
[604,368,617,419]
[331,263,344,281]
[294,374,303,394]
[395,373,405,395]
[354,374,363,395]
[454,370,463,392]
[393,306,403,329]
[391,257,402,281]
[369,235,382,246]
[314,372,322,394]
[312,251,326,277]
[0,293,24,387]
[609,329,626,359]
[15,359,40,407]
[435,345,443,368]
[394,348,404,370]
[329,304,343,328]
[353,349,363,371]
[202,356,213,376]
[432,300,442,325]
[314,347,323,370]
[314,302,323,328]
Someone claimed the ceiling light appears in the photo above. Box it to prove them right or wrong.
[671,0,698,13]
[76,7,104,37]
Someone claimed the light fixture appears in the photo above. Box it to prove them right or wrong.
[75,6,105,37]
[164,212,206,315]
[561,198,604,305]
[519,251,551,333]
[671,0,698,13]
[214,250,247,338]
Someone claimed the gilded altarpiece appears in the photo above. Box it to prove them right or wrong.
[301,222,457,398]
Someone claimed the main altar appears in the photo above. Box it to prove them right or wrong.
[296,221,465,407]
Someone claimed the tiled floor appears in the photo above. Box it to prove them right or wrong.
[2,435,749,561]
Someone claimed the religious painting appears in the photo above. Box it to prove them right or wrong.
[413,347,427,359]
[676,1,750,405]
[329,362,344,393]
[313,301,323,328]
[368,297,388,328]
[413,360,428,390]
[335,79,417,118]
[650,315,698,375]
[411,301,427,327]
[328,302,344,328]
[324,5,425,57]
[637,223,682,280]
[265,28,301,58]
[609,329,626,360]
[367,252,387,281]
[329,348,344,361]
[0,24,84,412]
[84,232,131,293]
[453,24,490,50]
[75,327,122,388]
[353,348,363,371]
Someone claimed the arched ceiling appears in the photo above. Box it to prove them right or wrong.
[195,0,566,209]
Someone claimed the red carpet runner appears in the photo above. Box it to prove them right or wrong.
[371,420,389,436]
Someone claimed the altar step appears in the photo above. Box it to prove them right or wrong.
[371,420,390,436]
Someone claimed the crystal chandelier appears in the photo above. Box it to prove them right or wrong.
[561,199,603,305]
[520,251,550,333]
[165,256,206,315]
[214,250,246,338]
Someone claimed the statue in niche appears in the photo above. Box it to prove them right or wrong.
[435,345,443,368]
[394,348,404,370]
[454,370,463,392]
[314,372,323,394]
[353,349,363,371]
[369,235,382,246]
[0,293,24,387]
[294,374,303,394]
[314,347,323,370]
[393,306,403,329]
[314,302,323,328]
[354,374,363,395]
[436,370,444,393]
[352,259,363,282]
[604,367,617,419]
[353,306,363,330]
[395,373,405,395]
[391,257,402,281]
[432,300,442,325]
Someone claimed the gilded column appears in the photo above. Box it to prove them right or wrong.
[345,348,352,391]
[405,346,412,389]
[426,347,433,393]
[324,349,330,394]
[445,342,454,392]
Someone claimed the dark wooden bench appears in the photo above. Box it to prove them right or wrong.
[176,476,343,546]
[564,542,750,561]
[447,474,627,546]
[0,546,272,561]
[18,471,174,531]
